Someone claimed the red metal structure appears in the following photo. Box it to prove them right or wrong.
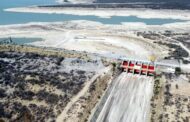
[121,60,155,76]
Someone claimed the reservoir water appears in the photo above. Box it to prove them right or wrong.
[0,0,186,25]
[0,37,43,45]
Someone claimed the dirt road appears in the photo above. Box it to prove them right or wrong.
[56,66,111,122]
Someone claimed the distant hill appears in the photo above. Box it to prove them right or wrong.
[94,0,190,9]
[96,0,190,3]
[43,0,190,10]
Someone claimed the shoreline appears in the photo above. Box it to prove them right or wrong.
[5,6,190,21]
[0,20,168,60]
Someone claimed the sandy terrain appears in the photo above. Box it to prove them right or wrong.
[170,82,190,96]
[163,75,190,122]
[150,74,190,122]
[0,20,172,60]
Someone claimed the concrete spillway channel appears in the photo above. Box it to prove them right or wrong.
[90,73,154,122]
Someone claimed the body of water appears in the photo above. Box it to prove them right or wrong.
[0,37,43,45]
[0,0,186,25]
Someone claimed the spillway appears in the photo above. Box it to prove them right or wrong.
[96,73,154,122]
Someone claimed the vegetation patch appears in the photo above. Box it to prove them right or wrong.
[0,47,106,122]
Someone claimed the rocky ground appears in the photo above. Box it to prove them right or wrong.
[0,45,112,122]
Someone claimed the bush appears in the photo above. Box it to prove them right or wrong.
[175,67,181,74]
[56,57,64,65]
[0,88,6,98]
[112,62,116,68]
